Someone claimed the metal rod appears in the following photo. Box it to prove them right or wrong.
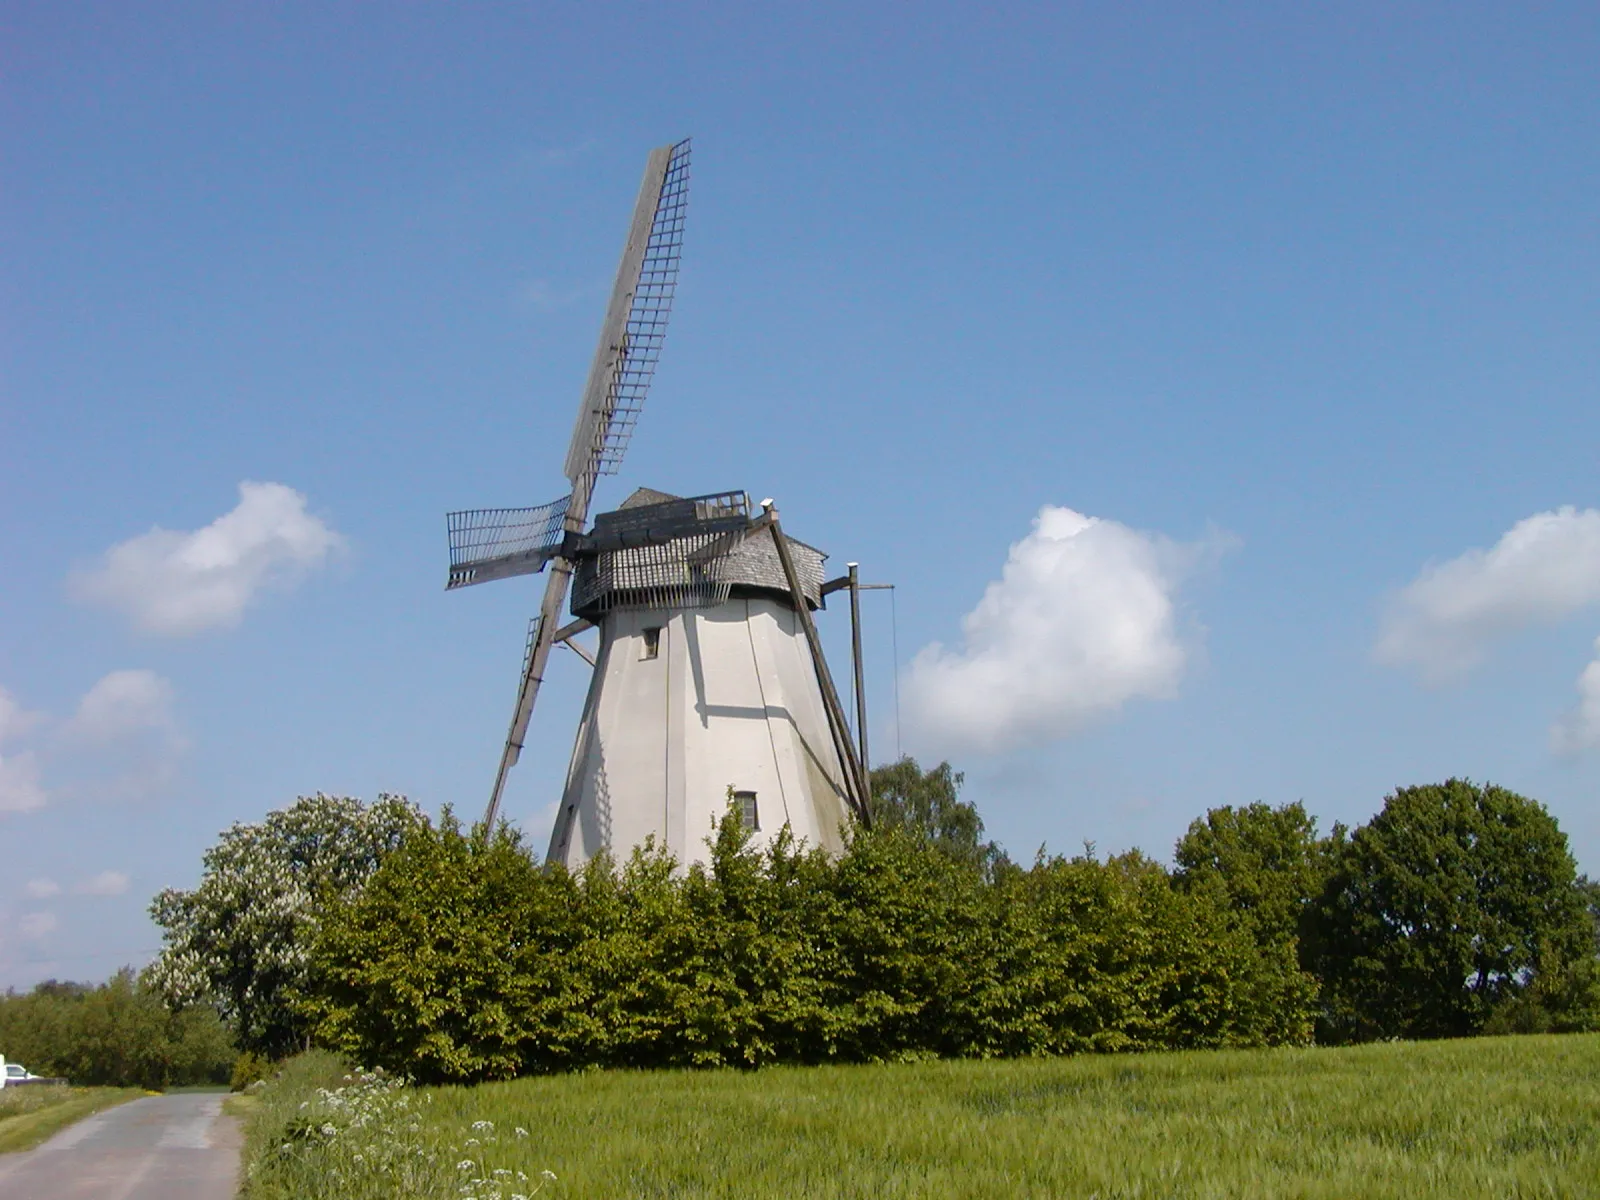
[765,505,871,826]
[847,563,871,812]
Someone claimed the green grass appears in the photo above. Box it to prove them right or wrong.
[0,1085,146,1154]
[242,1035,1600,1200]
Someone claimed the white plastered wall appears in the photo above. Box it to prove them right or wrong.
[547,596,853,870]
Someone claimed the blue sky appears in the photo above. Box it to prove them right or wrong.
[3,2,1598,987]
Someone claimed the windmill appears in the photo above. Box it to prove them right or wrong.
[445,140,871,870]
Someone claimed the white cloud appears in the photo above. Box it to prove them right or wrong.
[18,912,57,940]
[24,879,60,899]
[66,670,177,744]
[1551,637,1600,755]
[0,687,43,745]
[71,481,344,635]
[0,671,186,814]
[75,870,130,897]
[59,671,187,802]
[1377,507,1600,683]
[0,752,47,814]
[903,505,1228,756]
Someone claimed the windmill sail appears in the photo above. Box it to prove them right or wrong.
[446,495,572,589]
[478,139,691,830]
[564,140,691,493]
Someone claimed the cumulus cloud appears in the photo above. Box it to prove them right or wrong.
[1551,637,1600,755]
[76,870,130,896]
[0,752,47,814]
[24,879,60,899]
[71,481,344,635]
[66,670,178,744]
[18,912,58,940]
[1377,507,1600,682]
[903,505,1229,756]
[0,687,43,745]
[60,671,186,801]
[0,671,186,814]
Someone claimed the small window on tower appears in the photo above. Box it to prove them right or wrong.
[734,790,759,831]
[641,627,661,660]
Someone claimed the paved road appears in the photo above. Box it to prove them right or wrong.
[0,1092,240,1200]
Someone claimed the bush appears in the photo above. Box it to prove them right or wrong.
[231,1050,273,1092]
[305,807,1316,1080]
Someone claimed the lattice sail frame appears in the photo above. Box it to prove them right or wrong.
[445,494,571,589]
[564,139,691,489]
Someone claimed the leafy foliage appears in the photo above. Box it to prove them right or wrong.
[0,968,234,1088]
[148,769,1599,1084]
[867,758,1003,873]
[1173,801,1331,949]
[1306,779,1600,1041]
[306,802,1313,1082]
[147,792,423,1056]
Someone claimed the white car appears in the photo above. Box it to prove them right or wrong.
[3,1062,45,1086]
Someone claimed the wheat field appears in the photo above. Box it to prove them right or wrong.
[241,1035,1600,1200]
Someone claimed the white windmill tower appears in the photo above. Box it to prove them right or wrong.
[445,140,871,870]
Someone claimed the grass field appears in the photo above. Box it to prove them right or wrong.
[242,1035,1600,1200]
[0,1085,145,1154]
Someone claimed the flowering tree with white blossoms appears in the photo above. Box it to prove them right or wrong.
[148,792,423,1055]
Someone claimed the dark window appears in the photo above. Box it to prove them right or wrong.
[734,789,759,831]
[641,626,661,660]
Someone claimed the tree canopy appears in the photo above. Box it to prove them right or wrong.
[147,792,423,1056]
[0,968,234,1089]
[1306,779,1600,1041]
[136,770,1600,1079]
[1173,801,1331,950]
[867,758,1003,873]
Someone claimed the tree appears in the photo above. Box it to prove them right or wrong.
[1306,779,1599,1042]
[1173,801,1333,950]
[0,969,234,1088]
[148,792,423,1056]
[867,758,1003,873]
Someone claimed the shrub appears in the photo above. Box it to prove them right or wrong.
[231,1051,273,1092]
[305,808,1316,1078]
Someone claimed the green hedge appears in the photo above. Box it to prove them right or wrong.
[304,813,1316,1082]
